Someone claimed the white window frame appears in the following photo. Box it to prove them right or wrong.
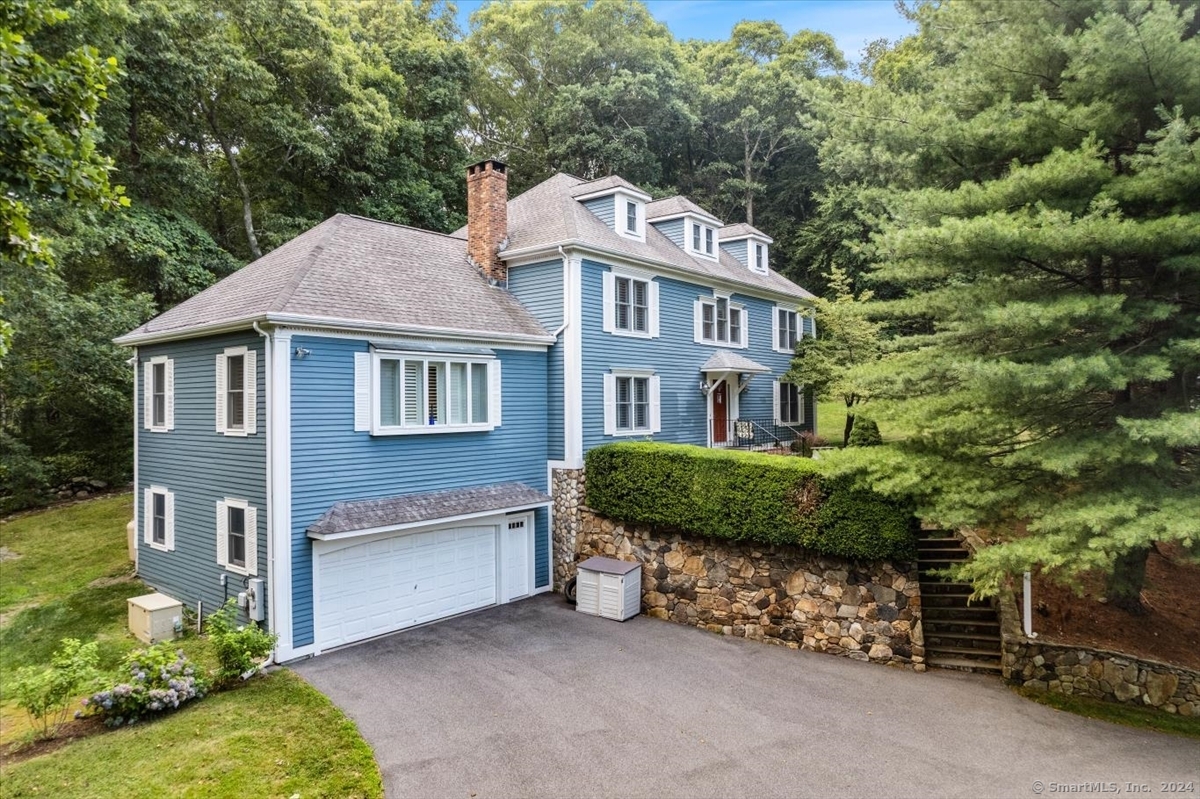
[773,306,800,353]
[143,485,174,552]
[363,351,501,436]
[602,267,659,339]
[614,190,646,242]
[753,242,768,274]
[693,294,748,348]
[603,369,662,437]
[215,346,257,436]
[773,379,805,426]
[143,356,174,432]
[687,218,719,260]
[216,497,258,576]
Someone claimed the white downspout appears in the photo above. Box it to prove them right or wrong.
[129,349,139,575]
[553,245,570,339]
[253,322,277,649]
[1023,571,1038,638]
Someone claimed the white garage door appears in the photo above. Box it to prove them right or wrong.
[316,524,498,649]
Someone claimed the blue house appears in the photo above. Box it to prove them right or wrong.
[116,160,815,661]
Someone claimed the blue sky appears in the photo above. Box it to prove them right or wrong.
[453,1,916,63]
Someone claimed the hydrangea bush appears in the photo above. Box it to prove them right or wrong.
[84,644,207,727]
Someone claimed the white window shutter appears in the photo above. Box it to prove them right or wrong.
[216,500,228,568]
[808,315,816,339]
[772,308,781,352]
[603,373,617,435]
[353,352,371,431]
[648,280,660,338]
[245,506,258,575]
[164,359,175,430]
[649,375,662,433]
[244,350,257,434]
[772,379,782,425]
[601,271,615,333]
[693,299,704,344]
[143,488,153,545]
[142,364,152,429]
[165,490,175,551]
[489,359,502,427]
[740,308,749,349]
[215,353,227,434]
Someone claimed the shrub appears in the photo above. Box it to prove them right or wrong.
[11,638,100,739]
[848,417,882,447]
[84,645,206,727]
[790,431,828,457]
[584,442,915,561]
[207,599,277,684]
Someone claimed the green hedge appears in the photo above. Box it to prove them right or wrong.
[584,443,916,562]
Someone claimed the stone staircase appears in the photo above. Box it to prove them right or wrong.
[918,530,1002,673]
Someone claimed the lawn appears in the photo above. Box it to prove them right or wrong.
[0,495,382,797]
[816,399,847,444]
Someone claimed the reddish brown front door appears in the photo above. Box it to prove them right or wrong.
[712,380,728,443]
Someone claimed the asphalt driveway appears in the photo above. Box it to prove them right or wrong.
[295,594,1198,799]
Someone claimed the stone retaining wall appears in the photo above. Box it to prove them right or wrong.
[997,586,1199,716]
[551,467,585,588]
[577,509,924,669]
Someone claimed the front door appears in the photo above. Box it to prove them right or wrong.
[503,516,530,601]
[712,380,728,444]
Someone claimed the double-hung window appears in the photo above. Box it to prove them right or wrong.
[690,221,717,258]
[362,352,499,434]
[216,498,257,575]
[603,370,661,436]
[216,346,256,435]
[775,380,804,425]
[625,200,638,234]
[754,243,767,273]
[143,486,174,552]
[696,296,747,348]
[775,308,800,353]
[143,356,174,432]
[602,269,658,338]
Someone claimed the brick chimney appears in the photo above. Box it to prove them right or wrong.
[466,159,508,285]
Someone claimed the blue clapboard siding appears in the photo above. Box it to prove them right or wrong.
[582,195,615,229]
[651,218,685,248]
[288,336,550,647]
[508,260,565,460]
[720,238,749,268]
[580,259,810,452]
[534,505,550,587]
[137,332,268,622]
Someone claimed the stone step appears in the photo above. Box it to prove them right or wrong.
[927,656,1003,672]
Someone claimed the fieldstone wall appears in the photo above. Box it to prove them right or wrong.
[578,509,924,669]
[997,587,1199,716]
[551,467,586,588]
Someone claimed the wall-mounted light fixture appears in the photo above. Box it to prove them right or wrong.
[294,347,311,359]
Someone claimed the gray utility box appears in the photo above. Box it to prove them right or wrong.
[576,557,642,621]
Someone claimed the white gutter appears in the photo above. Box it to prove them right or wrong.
[504,239,813,306]
[115,313,557,348]
[253,321,276,644]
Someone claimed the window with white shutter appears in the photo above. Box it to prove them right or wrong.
[603,370,661,436]
[216,498,257,576]
[368,352,500,435]
[774,307,799,353]
[602,268,659,339]
[144,357,174,432]
[216,346,256,436]
[143,486,174,552]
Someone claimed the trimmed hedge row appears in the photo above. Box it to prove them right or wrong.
[584,442,917,562]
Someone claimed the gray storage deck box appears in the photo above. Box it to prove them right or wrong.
[576,557,642,621]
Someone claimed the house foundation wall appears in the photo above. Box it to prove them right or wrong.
[551,467,586,589]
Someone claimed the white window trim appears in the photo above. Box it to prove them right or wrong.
[694,295,748,349]
[603,369,661,437]
[685,217,720,261]
[615,191,645,242]
[773,379,806,426]
[216,497,258,576]
[215,345,257,436]
[752,242,769,274]
[365,351,501,436]
[143,356,174,432]
[143,485,174,552]
[773,306,801,354]
[601,267,659,339]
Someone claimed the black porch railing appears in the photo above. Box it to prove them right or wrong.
[710,417,805,452]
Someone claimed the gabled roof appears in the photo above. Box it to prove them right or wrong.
[306,482,551,539]
[701,349,771,374]
[118,214,549,344]
[570,175,650,200]
[645,195,720,223]
[720,222,772,243]
[463,174,812,301]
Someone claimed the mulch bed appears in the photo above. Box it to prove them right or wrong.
[1,715,107,766]
[1029,543,1200,671]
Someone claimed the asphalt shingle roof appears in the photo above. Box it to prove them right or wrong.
[719,222,771,242]
[645,195,719,222]
[701,349,771,373]
[120,214,548,341]
[306,482,551,537]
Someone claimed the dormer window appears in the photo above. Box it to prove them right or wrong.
[753,242,768,273]
[625,200,638,234]
[688,220,718,259]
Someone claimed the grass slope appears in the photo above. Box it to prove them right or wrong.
[2,670,382,798]
[1016,687,1200,739]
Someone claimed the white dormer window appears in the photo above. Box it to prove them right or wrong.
[613,191,645,241]
[625,200,637,234]
[753,242,768,273]
[688,220,718,259]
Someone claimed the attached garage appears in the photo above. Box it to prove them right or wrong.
[306,483,549,651]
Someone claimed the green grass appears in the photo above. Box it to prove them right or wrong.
[816,400,848,444]
[0,497,383,797]
[1016,687,1200,739]
[1,670,382,798]
[1,494,135,612]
